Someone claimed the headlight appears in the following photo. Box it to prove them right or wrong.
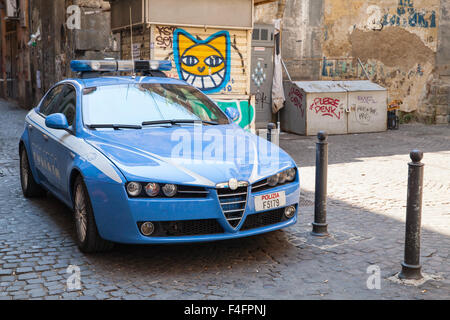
[126,182,187,198]
[278,171,287,184]
[162,184,177,197]
[126,182,142,197]
[286,168,296,181]
[267,174,279,187]
[266,168,296,188]
[145,183,160,197]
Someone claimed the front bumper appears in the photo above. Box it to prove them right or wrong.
[85,178,300,244]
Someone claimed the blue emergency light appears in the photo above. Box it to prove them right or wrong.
[70,59,172,74]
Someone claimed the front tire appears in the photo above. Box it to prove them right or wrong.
[73,176,114,253]
[20,146,46,198]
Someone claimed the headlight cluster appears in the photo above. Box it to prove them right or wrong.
[267,168,296,187]
[126,182,178,198]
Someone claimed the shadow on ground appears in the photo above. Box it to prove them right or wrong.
[280,124,450,167]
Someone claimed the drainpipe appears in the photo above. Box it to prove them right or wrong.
[275,0,286,126]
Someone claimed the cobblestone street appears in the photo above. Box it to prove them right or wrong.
[0,99,449,300]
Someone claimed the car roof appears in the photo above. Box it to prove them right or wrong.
[65,76,187,89]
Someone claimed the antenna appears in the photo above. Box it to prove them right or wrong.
[129,6,135,77]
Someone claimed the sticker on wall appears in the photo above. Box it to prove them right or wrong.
[173,29,231,94]
[215,100,255,131]
[252,61,266,89]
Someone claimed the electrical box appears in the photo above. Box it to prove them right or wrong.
[251,24,274,130]
[282,80,388,136]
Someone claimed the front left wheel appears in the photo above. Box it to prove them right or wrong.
[73,176,114,253]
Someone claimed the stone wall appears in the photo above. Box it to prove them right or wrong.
[27,0,117,106]
[255,0,324,80]
[421,0,450,124]
[255,0,449,123]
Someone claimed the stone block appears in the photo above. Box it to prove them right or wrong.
[435,105,449,116]
[435,115,448,124]
[74,11,111,51]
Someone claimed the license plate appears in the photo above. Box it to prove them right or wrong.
[254,191,286,212]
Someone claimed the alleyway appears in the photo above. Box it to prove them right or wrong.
[0,99,449,300]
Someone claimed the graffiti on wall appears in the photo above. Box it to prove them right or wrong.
[215,100,255,131]
[173,29,231,94]
[321,57,425,79]
[288,87,304,118]
[354,96,379,125]
[367,0,437,30]
[155,26,177,50]
[310,97,342,120]
[321,57,378,78]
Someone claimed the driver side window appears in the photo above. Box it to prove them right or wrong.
[39,85,64,116]
[57,85,77,127]
[40,84,77,132]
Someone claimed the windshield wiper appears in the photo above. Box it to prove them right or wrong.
[87,124,142,130]
[142,119,219,126]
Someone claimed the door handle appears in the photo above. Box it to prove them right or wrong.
[345,104,355,113]
[42,134,49,141]
[28,124,33,130]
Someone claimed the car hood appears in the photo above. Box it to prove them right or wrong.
[85,125,296,187]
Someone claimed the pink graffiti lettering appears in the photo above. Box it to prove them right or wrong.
[288,87,304,118]
[309,97,342,120]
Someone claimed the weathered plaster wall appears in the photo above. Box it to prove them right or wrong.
[255,0,324,80]
[256,0,448,123]
[422,0,450,123]
[29,0,116,105]
[321,0,440,115]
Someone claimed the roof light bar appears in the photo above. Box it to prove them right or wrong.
[70,60,172,73]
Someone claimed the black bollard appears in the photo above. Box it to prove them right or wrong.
[311,131,329,237]
[399,150,424,280]
[267,123,276,142]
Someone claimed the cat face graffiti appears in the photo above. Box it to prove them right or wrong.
[174,29,231,94]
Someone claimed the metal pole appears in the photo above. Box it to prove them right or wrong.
[312,131,329,237]
[399,150,424,280]
[267,123,276,142]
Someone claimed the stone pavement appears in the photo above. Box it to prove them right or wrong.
[0,98,449,300]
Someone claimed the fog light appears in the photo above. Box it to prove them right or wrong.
[284,206,296,219]
[140,222,155,236]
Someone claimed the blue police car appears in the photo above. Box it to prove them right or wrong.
[19,60,300,252]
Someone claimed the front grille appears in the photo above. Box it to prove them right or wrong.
[139,219,224,237]
[217,186,248,228]
[176,185,210,198]
[241,208,286,231]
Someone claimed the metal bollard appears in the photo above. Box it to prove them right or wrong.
[311,131,329,237]
[399,150,424,280]
[267,123,276,142]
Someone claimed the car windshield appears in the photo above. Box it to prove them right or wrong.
[82,83,230,127]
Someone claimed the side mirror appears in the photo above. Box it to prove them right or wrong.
[225,107,240,122]
[45,113,69,130]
